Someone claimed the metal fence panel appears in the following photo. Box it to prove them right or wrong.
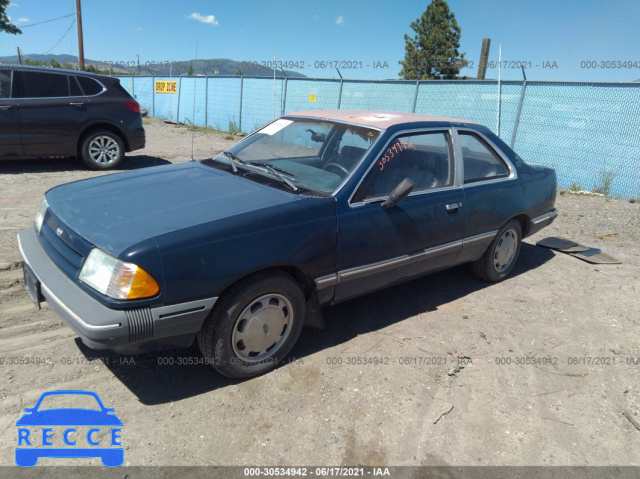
[241,77,286,133]
[206,77,242,131]
[513,82,640,198]
[175,77,206,126]
[340,80,415,111]
[116,76,640,198]
[284,78,342,112]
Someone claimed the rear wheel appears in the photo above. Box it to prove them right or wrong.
[471,219,522,282]
[198,272,305,378]
[80,130,125,170]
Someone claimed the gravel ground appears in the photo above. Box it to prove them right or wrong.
[0,119,639,469]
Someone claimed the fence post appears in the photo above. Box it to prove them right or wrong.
[412,80,419,113]
[337,79,343,109]
[132,76,135,99]
[151,76,155,118]
[205,76,208,127]
[282,77,288,116]
[510,78,528,149]
[239,76,244,133]
[176,76,182,124]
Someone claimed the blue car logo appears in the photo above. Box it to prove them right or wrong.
[15,390,123,467]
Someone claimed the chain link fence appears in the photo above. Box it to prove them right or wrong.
[117,75,640,198]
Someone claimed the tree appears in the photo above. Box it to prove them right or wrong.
[399,0,467,80]
[187,63,194,75]
[0,0,21,34]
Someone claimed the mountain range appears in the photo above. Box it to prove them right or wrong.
[0,54,306,77]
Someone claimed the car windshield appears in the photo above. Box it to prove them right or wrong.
[36,394,102,411]
[204,117,380,194]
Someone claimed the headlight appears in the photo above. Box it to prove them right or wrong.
[34,198,49,234]
[79,248,160,300]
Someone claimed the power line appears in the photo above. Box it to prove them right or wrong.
[44,19,76,55]
[20,13,74,28]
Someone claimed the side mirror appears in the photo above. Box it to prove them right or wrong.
[381,178,415,209]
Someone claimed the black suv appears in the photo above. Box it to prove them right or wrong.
[0,66,145,170]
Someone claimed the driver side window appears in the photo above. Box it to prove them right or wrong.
[361,131,454,200]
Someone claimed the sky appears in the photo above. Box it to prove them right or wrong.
[2,0,640,82]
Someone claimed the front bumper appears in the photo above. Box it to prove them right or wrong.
[18,227,217,353]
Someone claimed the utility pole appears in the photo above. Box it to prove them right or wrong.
[76,0,85,70]
[477,38,491,80]
[16,47,22,65]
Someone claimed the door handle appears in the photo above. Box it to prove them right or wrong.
[69,102,84,106]
[445,202,462,212]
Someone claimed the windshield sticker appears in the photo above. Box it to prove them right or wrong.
[258,119,294,136]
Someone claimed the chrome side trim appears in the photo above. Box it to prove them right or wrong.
[337,240,462,283]
[463,230,499,245]
[531,209,558,225]
[315,274,338,289]
[314,230,502,288]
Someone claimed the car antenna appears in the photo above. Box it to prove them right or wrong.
[190,42,198,162]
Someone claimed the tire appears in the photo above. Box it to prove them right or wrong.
[471,219,522,282]
[197,272,305,379]
[80,130,125,170]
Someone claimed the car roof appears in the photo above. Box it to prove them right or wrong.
[0,64,112,80]
[286,110,477,129]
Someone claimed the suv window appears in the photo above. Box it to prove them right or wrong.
[0,69,11,98]
[77,76,104,95]
[361,131,454,200]
[458,132,509,183]
[69,76,83,96]
[20,71,69,98]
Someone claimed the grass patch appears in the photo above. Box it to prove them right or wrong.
[593,170,616,197]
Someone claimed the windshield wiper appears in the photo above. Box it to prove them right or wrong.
[220,151,242,172]
[247,161,298,192]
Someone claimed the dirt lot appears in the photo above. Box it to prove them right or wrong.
[0,119,639,469]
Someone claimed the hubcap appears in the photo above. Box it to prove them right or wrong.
[89,136,120,165]
[232,294,293,363]
[493,229,517,272]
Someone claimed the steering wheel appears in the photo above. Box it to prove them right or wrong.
[324,162,350,177]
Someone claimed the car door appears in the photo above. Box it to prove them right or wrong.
[333,129,466,302]
[0,69,23,157]
[16,70,90,157]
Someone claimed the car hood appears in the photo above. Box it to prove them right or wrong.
[45,162,303,256]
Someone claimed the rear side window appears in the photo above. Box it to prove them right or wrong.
[111,81,133,98]
[20,71,69,98]
[458,132,509,183]
[77,76,104,95]
[0,69,11,98]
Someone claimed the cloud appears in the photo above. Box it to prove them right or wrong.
[136,26,143,32]
[9,2,19,7]
[335,15,344,26]
[13,17,29,25]
[186,12,219,26]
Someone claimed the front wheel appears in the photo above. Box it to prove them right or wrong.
[471,220,522,282]
[80,130,125,170]
[198,272,305,378]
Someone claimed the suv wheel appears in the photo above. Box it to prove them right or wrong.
[81,130,125,170]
